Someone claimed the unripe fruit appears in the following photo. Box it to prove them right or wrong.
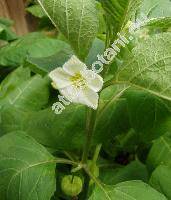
[61,175,83,197]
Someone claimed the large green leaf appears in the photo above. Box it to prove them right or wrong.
[0,105,86,150]
[116,33,171,102]
[150,165,171,199]
[147,136,171,171]
[0,32,71,67]
[89,180,166,200]
[37,0,99,59]
[0,132,56,200]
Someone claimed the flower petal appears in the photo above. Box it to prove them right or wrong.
[81,87,99,109]
[60,86,99,109]
[49,68,72,89]
[63,55,87,75]
[81,70,103,92]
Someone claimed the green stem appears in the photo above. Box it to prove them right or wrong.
[63,151,75,161]
[83,166,111,200]
[49,158,78,166]
[81,108,97,164]
[92,144,102,165]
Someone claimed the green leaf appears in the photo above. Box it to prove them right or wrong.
[126,89,170,141]
[100,160,148,185]
[0,22,17,41]
[27,48,73,75]
[0,32,71,67]
[94,84,130,144]
[37,0,99,59]
[140,0,171,18]
[100,0,142,42]
[150,165,171,199]
[147,136,171,171]
[142,17,171,31]
[117,33,171,102]
[0,132,56,200]
[89,180,167,200]
[26,5,46,18]
[0,67,31,99]
[96,1,106,36]
[85,38,105,66]
[0,17,14,26]
[0,67,49,111]
[0,105,86,150]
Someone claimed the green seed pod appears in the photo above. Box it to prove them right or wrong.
[61,175,83,197]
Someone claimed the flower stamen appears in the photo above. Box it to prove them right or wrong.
[70,73,86,89]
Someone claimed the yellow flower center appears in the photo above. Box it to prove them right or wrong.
[70,73,86,89]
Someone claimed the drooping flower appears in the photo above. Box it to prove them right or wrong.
[49,55,103,109]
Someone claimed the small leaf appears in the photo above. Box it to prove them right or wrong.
[26,5,46,18]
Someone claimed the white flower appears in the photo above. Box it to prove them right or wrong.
[49,55,103,109]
